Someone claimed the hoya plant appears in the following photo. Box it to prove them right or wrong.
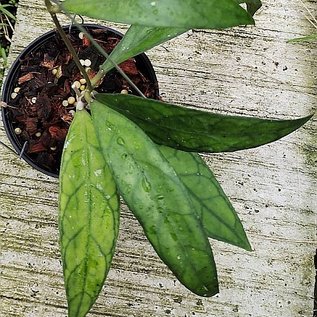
[39,0,312,316]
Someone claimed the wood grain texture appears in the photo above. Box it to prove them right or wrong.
[0,0,316,316]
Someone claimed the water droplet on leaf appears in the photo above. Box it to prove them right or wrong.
[125,184,132,193]
[117,137,125,145]
[142,177,152,192]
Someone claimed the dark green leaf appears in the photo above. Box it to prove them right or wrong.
[91,100,218,297]
[59,109,120,317]
[62,0,254,29]
[96,94,312,153]
[102,25,187,74]
[236,0,262,16]
[159,146,251,251]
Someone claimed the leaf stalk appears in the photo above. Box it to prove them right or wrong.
[45,0,93,93]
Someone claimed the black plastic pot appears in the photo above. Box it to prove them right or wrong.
[2,24,159,178]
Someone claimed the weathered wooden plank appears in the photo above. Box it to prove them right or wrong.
[0,0,316,316]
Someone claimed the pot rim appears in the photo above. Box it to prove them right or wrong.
[1,23,159,178]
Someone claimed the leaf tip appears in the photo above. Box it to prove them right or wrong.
[242,240,253,252]
[198,282,219,298]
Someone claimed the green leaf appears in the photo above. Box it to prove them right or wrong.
[96,94,312,153]
[159,146,251,251]
[288,33,317,43]
[0,5,16,20]
[59,109,120,317]
[91,100,218,297]
[102,25,187,74]
[62,0,254,29]
[236,0,262,16]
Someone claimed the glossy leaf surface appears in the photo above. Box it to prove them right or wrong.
[102,25,187,74]
[91,100,218,297]
[159,146,251,250]
[96,94,312,153]
[62,0,253,29]
[59,110,120,317]
[100,0,262,74]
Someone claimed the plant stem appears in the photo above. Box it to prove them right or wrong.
[46,0,146,99]
[73,23,146,98]
[45,0,92,92]
[61,11,146,98]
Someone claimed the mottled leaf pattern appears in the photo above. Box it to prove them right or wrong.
[55,0,272,313]
[102,25,187,74]
[96,94,312,152]
[159,146,251,250]
[59,110,120,317]
[91,100,219,297]
[62,0,253,29]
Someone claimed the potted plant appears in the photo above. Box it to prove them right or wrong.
[1,1,313,316]
[2,24,159,176]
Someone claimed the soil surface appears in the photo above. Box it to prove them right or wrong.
[4,26,158,176]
